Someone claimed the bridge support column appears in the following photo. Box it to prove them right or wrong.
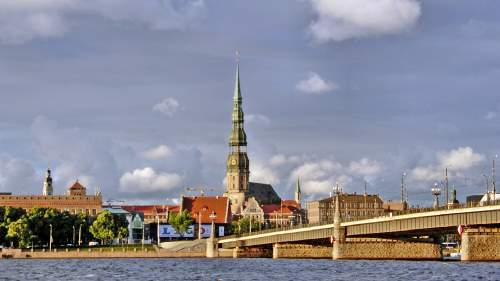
[232,246,240,258]
[273,243,279,259]
[462,227,500,261]
[206,238,216,258]
[332,192,345,260]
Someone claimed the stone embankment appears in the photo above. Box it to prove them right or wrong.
[0,247,205,259]
[461,227,500,261]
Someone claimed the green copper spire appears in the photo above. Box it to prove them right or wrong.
[229,60,247,147]
[296,177,301,194]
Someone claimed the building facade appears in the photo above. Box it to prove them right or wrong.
[0,170,102,216]
[307,193,384,224]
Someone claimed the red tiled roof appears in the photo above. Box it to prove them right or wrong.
[122,205,179,215]
[261,204,294,215]
[181,196,231,224]
[69,181,86,190]
[281,200,300,209]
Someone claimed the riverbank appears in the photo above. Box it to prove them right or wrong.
[0,247,210,259]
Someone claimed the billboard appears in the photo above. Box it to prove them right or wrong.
[159,225,195,238]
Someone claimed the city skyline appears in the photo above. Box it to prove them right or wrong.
[1,0,500,205]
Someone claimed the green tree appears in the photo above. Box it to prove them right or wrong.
[89,210,115,244]
[168,210,193,237]
[116,227,128,244]
[0,206,26,246]
[7,217,31,247]
[230,217,261,235]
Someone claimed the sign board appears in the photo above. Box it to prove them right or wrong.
[159,225,195,238]
[218,226,225,237]
[131,214,143,229]
[199,224,211,238]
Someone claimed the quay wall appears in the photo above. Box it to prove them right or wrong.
[1,248,205,259]
[462,227,500,261]
[336,239,441,260]
[273,244,332,259]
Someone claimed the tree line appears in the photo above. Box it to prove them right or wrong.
[0,206,127,248]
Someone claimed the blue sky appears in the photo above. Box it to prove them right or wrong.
[0,0,499,206]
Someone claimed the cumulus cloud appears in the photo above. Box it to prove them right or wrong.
[485,111,497,120]
[0,156,39,194]
[119,167,182,193]
[250,162,280,186]
[0,0,205,44]
[309,0,421,42]
[142,145,173,160]
[296,72,337,94]
[410,147,485,181]
[269,154,301,167]
[349,158,383,176]
[153,97,180,117]
[246,114,271,124]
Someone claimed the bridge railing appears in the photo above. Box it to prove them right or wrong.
[219,200,500,241]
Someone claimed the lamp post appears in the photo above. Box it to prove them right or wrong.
[431,183,441,209]
[49,224,53,252]
[401,172,407,206]
[483,174,490,204]
[72,225,76,246]
[78,224,82,246]
[209,211,217,238]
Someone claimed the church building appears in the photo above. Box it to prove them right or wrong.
[223,59,299,216]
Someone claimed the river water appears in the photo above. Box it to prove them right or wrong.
[1,259,499,280]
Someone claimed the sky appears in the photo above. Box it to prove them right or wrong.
[1,0,500,206]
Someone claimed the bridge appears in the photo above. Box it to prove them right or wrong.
[210,202,500,261]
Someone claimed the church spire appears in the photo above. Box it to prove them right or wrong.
[229,53,247,147]
[295,177,302,204]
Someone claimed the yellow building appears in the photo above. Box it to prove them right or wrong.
[0,169,102,216]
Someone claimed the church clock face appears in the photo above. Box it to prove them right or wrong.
[231,159,237,165]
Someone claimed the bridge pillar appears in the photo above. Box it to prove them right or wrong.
[272,243,279,259]
[206,238,216,258]
[461,226,500,261]
[232,246,240,258]
[332,193,345,260]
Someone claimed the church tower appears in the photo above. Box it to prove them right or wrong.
[42,169,53,196]
[225,57,250,214]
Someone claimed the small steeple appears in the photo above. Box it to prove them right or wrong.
[43,168,53,196]
[295,177,302,204]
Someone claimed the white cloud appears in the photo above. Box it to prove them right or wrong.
[153,97,180,117]
[142,145,173,160]
[269,154,301,167]
[485,111,497,120]
[0,157,39,194]
[410,147,485,181]
[296,72,337,94]
[309,0,421,42]
[246,114,271,124]
[290,160,342,181]
[250,162,280,186]
[437,147,485,171]
[119,167,182,193]
[0,0,205,44]
[349,158,383,176]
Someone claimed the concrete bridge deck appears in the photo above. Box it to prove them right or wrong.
[218,204,500,248]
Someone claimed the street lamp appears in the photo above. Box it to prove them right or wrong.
[401,172,407,205]
[49,224,53,252]
[209,211,217,239]
[431,183,441,209]
[483,174,490,204]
